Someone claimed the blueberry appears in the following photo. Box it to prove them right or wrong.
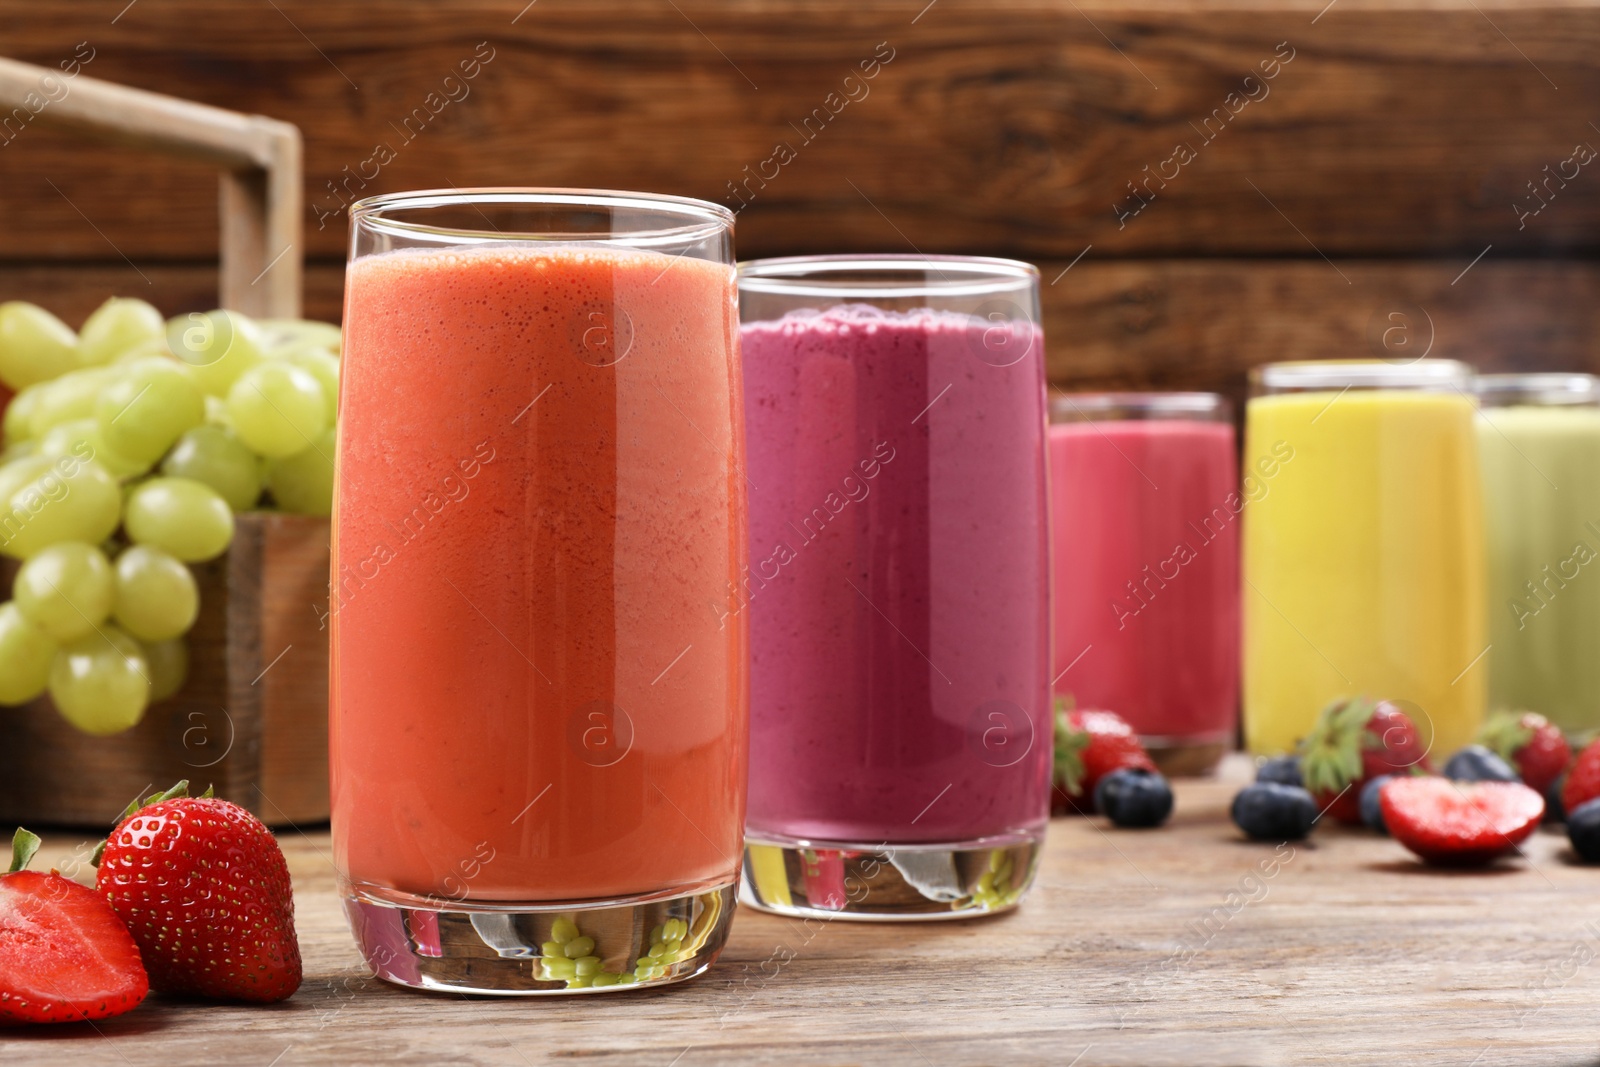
[1231,782,1318,841]
[1546,773,1567,824]
[1443,744,1520,783]
[1568,798,1600,862]
[1359,774,1394,834]
[1256,755,1303,789]
[1094,768,1173,828]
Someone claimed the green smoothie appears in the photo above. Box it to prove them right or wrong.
[1480,388,1600,735]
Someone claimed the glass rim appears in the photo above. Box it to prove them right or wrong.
[1049,391,1231,422]
[1251,359,1473,393]
[1475,372,1600,407]
[348,187,735,248]
[737,254,1039,299]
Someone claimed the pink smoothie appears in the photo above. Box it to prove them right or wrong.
[741,305,1051,845]
[1049,419,1239,744]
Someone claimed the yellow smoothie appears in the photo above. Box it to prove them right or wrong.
[1242,387,1487,758]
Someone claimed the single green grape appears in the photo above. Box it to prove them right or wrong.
[276,345,340,423]
[166,310,264,397]
[48,626,150,735]
[226,362,327,458]
[540,956,578,981]
[111,339,173,365]
[76,298,166,366]
[0,455,121,559]
[0,455,51,508]
[3,383,43,444]
[38,418,150,480]
[112,544,199,641]
[95,358,206,464]
[13,541,115,643]
[0,601,57,704]
[140,635,188,702]
[0,301,78,390]
[26,367,117,439]
[265,427,334,516]
[258,318,342,354]
[161,424,264,511]
[123,476,234,562]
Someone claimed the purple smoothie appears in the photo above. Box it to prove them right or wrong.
[741,305,1051,845]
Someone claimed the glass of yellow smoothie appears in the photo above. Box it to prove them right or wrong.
[1242,360,1487,759]
[1477,374,1600,736]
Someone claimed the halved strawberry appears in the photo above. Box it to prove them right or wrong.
[1053,702,1155,815]
[1478,711,1570,796]
[1561,737,1600,816]
[94,782,301,1002]
[1381,777,1543,865]
[1300,697,1431,824]
[0,828,148,1024]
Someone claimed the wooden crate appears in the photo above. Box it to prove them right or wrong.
[0,56,319,828]
[0,513,330,829]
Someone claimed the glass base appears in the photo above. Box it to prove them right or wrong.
[341,879,737,995]
[1143,734,1231,777]
[739,832,1044,922]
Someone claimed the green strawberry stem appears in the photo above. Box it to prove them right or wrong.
[1477,711,1535,764]
[1298,697,1376,797]
[9,827,41,873]
[1052,695,1087,795]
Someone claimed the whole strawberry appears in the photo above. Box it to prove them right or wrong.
[94,782,301,1002]
[1300,697,1431,824]
[1562,737,1600,817]
[1053,702,1156,815]
[0,829,148,1024]
[1478,710,1570,796]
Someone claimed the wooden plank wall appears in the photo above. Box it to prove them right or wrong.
[2,0,1597,405]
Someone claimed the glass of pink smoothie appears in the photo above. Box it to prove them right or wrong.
[1048,393,1239,775]
[333,190,746,993]
[738,255,1051,920]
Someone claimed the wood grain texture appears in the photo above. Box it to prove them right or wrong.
[1040,258,1600,417]
[0,55,302,315]
[5,257,1596,401]
[6,758,1598,1065]
[253,513,332,826]
[0,0,1596,265]
[0,513,330,829]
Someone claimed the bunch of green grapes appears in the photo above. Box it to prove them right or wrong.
[537,916,696,989]
[965,848,1025,912]
[0,297,340,735]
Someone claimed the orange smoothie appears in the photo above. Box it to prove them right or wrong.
[331,244,746,904]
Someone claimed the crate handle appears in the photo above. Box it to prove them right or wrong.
[0,56,303,318]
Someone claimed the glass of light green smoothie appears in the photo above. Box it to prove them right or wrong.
[1478,373,1600,736]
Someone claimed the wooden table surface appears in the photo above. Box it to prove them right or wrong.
[5,757,1598,1067]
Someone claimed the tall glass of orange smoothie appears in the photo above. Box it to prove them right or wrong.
[332,190,746,994]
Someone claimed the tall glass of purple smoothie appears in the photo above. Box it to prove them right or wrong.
[737,255,1051,920]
